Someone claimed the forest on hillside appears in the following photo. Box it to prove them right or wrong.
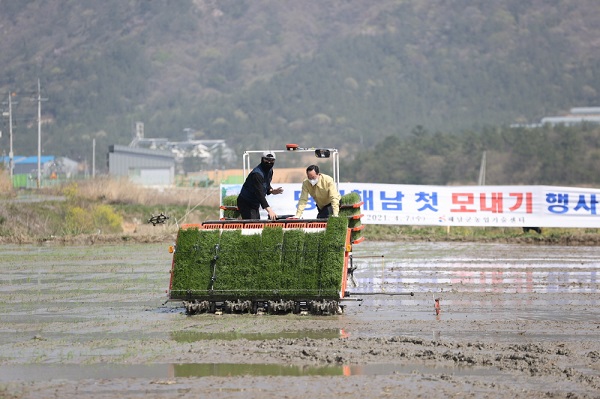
[342,124,600,186]
[0,0,599,180]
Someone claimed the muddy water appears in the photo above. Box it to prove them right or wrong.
[350,241,599,316]
[0,241,599,398]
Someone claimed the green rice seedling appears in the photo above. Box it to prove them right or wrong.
[170,228,220,297]
[280,229,305,296]
[319,216,349,297]
[170,216,351,302]
[258,226,285,291]
[297,231,325,297]
[222,195,240,219]
[214,230,249,295]
[340,192,363,242]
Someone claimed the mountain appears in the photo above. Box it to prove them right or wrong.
[0,0,599,172]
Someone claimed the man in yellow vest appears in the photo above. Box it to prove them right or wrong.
[294,164,341,219]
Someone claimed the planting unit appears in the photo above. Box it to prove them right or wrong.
[166,144,365,315]
[168,196,364,315]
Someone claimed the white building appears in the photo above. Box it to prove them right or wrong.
[540,107,600,126]
[108,145,175,186]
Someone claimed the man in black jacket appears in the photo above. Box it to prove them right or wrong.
[237,151,283,220]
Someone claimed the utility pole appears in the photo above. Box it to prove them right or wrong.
[8,92,14,178]
[92,138,96,177]
[36,79,47,189]
[478,151,487,186]
[2,92,16,178]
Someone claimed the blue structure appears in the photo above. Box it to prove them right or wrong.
[1,155,58,188]
[1,156,55,175]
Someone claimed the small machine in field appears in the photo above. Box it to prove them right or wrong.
[161,144,365,315]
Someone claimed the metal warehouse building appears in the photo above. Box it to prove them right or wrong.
[108,145,175,186]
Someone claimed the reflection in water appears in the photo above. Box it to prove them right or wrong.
[351,241,600,295]
[171,363,344,377]
[0,362,502,382]
[355,269,598,293]
[170,362,497,378]
[339,242,600,334]
[171,329,343,342]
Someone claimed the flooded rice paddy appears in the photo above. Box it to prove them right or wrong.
[0,241,599,398]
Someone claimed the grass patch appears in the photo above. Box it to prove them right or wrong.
[0,169,14,198]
